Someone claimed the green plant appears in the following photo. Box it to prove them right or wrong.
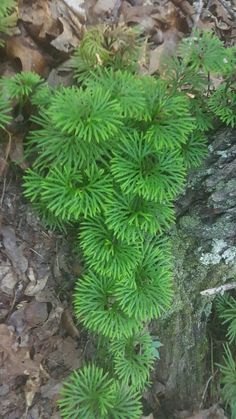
[218,344,236,419]
[110,331,156,390]
[74,272,139,339]
[0,0,17,46]
[0,25,235,418]
[216,294,236,417]
[217,294,236,343]
[58,364,142,419]
[0,94,11,129]
[68,25,140,82]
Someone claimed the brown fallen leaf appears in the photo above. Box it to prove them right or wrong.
[24,275,48,297]
[46,336,83,372]
[148,28,182,74]
[24,374,41,409]
[40,378,63,402]
[50,0,85,52]
[0,225,28,276]
[0,263,18,296]
[93,0,117,16]
[0,324,42,381]
[24,300,48,327]
[171,0,195,22]
[9,133,28,170]
[61,308,80,338]
[6,35,47,75]
[121,2,156,24]
[19,0,60,41]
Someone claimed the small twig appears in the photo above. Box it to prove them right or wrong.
[200,281,236,296]
[200,374,214,408]
[192,0,204,30]
[0,176,7,207]
[29,247,44,258]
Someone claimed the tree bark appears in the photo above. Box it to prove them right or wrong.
[149,128,236,418]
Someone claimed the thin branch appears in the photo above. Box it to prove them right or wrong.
[192,0,204,30]
[200,282,236,296]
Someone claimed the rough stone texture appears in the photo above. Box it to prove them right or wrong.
[150,128,236,418]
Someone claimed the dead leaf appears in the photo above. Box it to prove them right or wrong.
[93,0,117,15]
[0,226,28,276]
[62,0,86,21]
[0,263,18,296]
[24,300,48,327]
[46,336,82,372]
[8,303,27,334]
[47,67,73,88]
[121,2,156,24]
[24,275,48,297]
[61,308,80,338]
[171,0,195,21]
[0,324,42,381]
[50,17,79,52]
[19,0,60,40]
[19,0,85,52]
[209,0,235,26]
[148,28,182,74]
[6,36,47,75]
[50,0,85,52]
[24,374,41,408]
[9,133,28,170]
[34,304,64,340]
[40,378,63,402]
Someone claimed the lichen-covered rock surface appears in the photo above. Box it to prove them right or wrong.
[149,128,236,418]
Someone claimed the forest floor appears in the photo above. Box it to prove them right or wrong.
[0,0,235,418]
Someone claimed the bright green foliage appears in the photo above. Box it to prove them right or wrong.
[41,164,112,220]
[111,382,142,419]
[69,25,140,82]
[115,239,173,321]
[181,131,208,168]
[111,130,186,201]
[110,331,155,390]
[58,364,116,419]
[30,84,54,108]
[209,83,236,128]
[0,94,11,129]
[26,113,107,170]
[87,69,147,120]
[58,364,142,419]
[0,26,234,418]
[79,217,141,279]
[144,79,195,149]
[74,272,139,339]
[217,295,236,343]
[189,97,214,132]
[105,193,175,243]
[1,72,43,104]
[218,345,236,419]
[0,0,17,45]
[179,31,228,73]
[216,293,236,418]
[48,86,122,142]
[24,165,113,220]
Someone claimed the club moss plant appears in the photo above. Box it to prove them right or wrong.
[0,26,235,417]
